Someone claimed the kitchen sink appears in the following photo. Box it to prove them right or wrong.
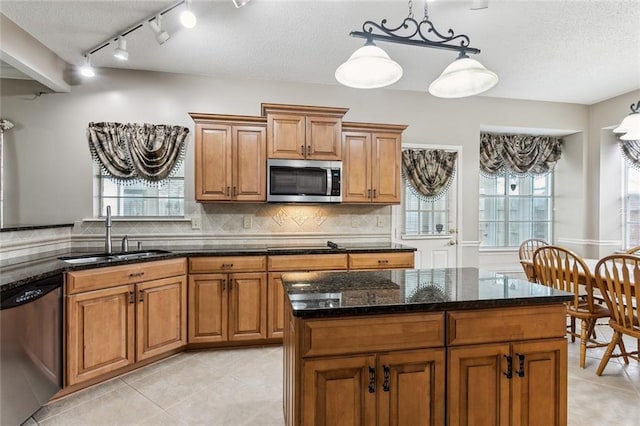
[59,250,171,265]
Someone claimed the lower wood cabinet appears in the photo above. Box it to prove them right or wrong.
[65,259,187,386]
[302,349,445,426]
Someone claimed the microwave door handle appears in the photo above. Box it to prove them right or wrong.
[326,168,332,195]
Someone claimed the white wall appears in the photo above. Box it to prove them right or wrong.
[1,68,614,264]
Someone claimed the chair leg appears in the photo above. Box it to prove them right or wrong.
[617,336,629,365]
[580,319,588,368]
[597,331,621,376]
[570,317,576,343]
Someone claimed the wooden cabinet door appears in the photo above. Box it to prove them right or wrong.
[267,273,285,338]
[448,343,511,426]
[377,349,446,426]
[342,131,372,203]
[187,274,228,343]
[372,132,402,204]
[510,339,567,426]
[267,113,305,159]
[228,272,267,341]
[233,125,266,201]
[303,355,377,426]
[66,285,135,386]
[306,115,342,160]
[194,124,232,201]
[136,275,187,361]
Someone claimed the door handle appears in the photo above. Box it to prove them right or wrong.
[138,289,144,303]
[368,189,372,198]
[128,291,135,304]
[226,186,230,196]
[368,366,376,393]
[516,353,525,377]
[307,145,311,156]
[504,355,513,379]
[373,189,377,198]
[229,278,233,291]
[382,365,390,392]
[301,145,305,156]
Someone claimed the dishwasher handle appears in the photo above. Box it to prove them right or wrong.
[1,274,63,310]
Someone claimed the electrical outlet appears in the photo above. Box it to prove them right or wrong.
[191,217,201,230]
[377,215,385,227]
[243,215,252,229]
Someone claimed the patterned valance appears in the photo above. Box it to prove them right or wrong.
[401,149,457,201]
[479,133,562,177]
[88,122,189,185]
[619,140,640,170]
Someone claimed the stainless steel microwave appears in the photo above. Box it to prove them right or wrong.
[267,159,342,203]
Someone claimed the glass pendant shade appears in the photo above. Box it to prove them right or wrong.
[613,113,640,134]
[428,56,498,98]
[335,43,403,89]
[620,124,640,141]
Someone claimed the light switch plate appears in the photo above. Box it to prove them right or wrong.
[243,215,252,229]
[191,217,201,230]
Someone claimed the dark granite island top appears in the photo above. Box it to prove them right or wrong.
[281,268,574,318]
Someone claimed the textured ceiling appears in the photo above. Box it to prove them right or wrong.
[1,0,639,105]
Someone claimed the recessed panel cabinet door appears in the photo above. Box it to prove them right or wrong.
[342,131,372,202]
[267,273,285,338]
[233,125,266,201]
[188,274,228,343]
[303,355,377,426]
[66,284,135,386]
[195,124,232,201]
[306,116,342,160]
[267,113,305,159]
[136,275,187,361]
[372,132,402,204]
[448,343,511,426]
[510,339,567,426]
[377,349,446,426]
[228,272,267,340]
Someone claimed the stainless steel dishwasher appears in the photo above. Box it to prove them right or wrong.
[1,274,63,425]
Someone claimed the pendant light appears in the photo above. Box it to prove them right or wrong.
[428,52,498,98]
[335,40,403,89]
[614,101,640,141]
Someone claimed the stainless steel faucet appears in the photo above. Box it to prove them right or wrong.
[105,205,112,254]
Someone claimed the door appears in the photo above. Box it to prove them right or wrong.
[392,145,460,268]
[303,355,377,426]
[306,115,342,160]
[267,273,285,338]
[342,131,372,202]
[66,284,135,385]
[372,132,402,204]
[448,343,511,426]
[194,124,232,201]
[233,125,266,201]
[510,339,567,426]
[228,272,267,340]
[187,274,228,343]
[267,113,305,159]
[136,275,187,361]
[377,349,446,426]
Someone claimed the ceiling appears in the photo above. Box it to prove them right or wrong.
[1,0,639,105]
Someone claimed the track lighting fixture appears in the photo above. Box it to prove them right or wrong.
[80,55,95,77]
[233,0,251,8]
[113,38,128,61]
[149,15,170,45]
[180,0,197,28]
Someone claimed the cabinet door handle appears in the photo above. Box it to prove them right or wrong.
[233,186,237,196]
[373,189,377,198]
[129,272,144,278]
[226,186,230,196]
[307,145,311,155]
[377,259,389,265]
[138,289,144,303]
[222,263,234,269]
[222,280,226,291]
[128,291,135,304]
[516,353,525,377]
[504,355,513,379]
[368,366,376,393]
[229,278,233,291]
[382,365,390,392]
[368,189,372,198]
[301,145,305,156]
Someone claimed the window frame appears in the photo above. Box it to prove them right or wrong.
[623,159,640,248]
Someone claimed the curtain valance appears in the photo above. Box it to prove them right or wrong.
[401,149,457,201]
[87,122,189,185]
[619,140,640,170]
[479,133,562,176]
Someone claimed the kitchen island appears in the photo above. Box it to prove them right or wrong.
[282,268,573,426]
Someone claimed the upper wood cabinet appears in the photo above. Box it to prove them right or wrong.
[342,122,407,204]
[189,113,266,202]
[262,103,348,160]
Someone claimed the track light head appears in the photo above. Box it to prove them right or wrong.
[80,55,95,77]
[149,15,170,45]
[113,38,128,61]
[233,0,251,8]
[181,0,197,28]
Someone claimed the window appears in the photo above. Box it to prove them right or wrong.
[403,185,450,236]
[479,173,553,247]
[95,162,185,217]
[624,163,640,247]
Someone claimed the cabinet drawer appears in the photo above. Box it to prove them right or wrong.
[66,258,187,295]
[447,304,567,347]
[301,312,444,357]
[348,252,414,270]
[268,254,348,272]
[189,256,266,273]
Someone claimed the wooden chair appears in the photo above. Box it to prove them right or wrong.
[625,246,640,255]
[518,238,548,282]
[594,254,639,376]
[533,245,613,368]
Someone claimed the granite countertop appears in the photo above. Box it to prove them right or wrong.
[0,243,415,290]
[281,268,574,318]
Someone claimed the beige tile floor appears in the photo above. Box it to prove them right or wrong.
[25,328,639,426]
